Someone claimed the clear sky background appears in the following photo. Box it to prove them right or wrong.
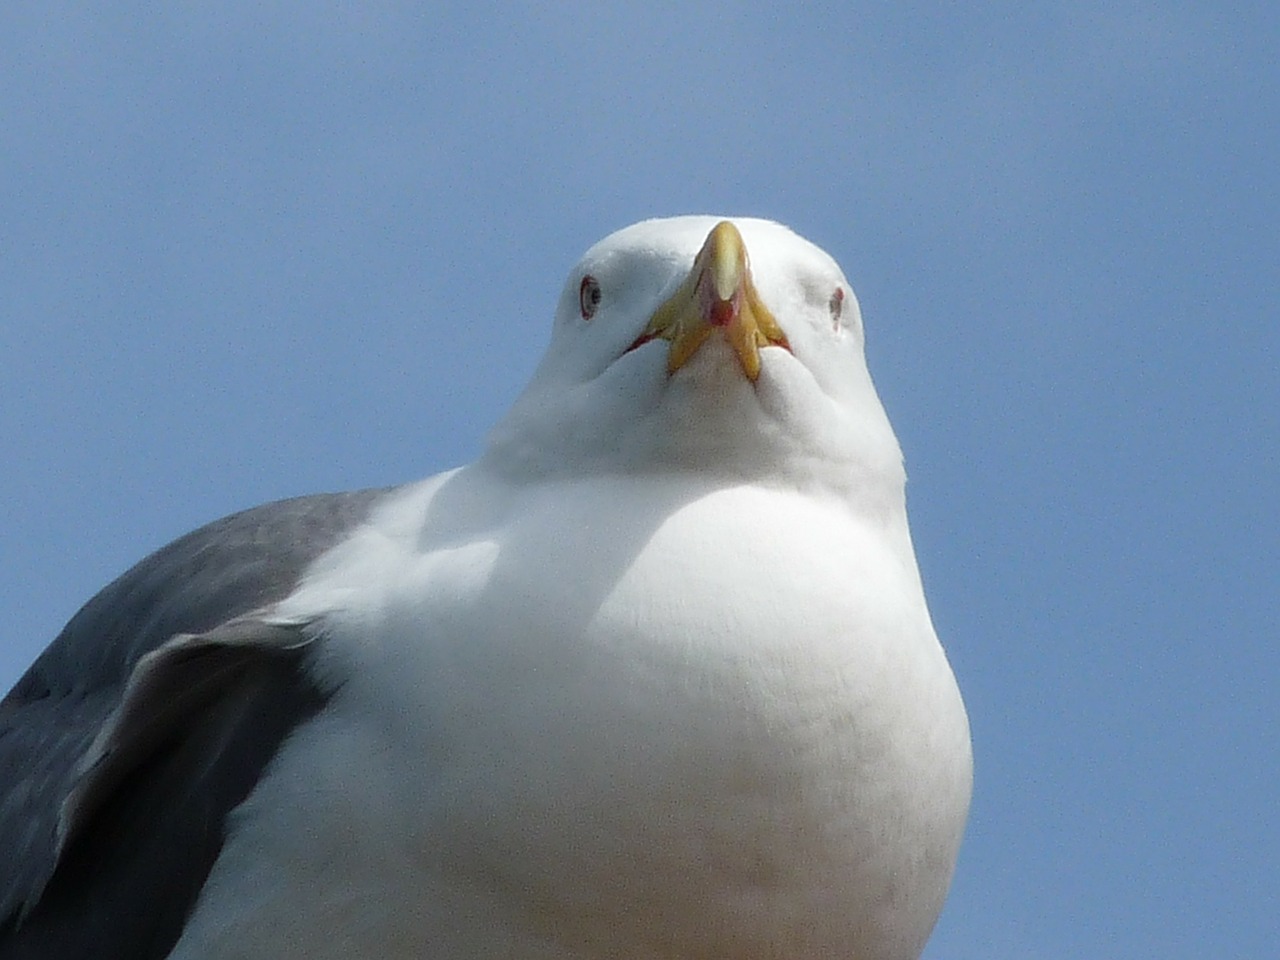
[1,4,1275,957]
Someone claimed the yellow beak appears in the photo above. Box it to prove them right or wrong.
[629,221,790,382]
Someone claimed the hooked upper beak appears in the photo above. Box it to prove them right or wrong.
[627,221,790,382]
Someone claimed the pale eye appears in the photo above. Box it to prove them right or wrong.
[829,286,845,329]
[579,275,602,320]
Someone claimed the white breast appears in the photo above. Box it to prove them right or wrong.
[170,472,971,960]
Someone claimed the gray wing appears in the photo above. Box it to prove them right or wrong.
[0,488,390,959]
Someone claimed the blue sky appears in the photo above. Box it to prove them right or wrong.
[1,3,1275,956]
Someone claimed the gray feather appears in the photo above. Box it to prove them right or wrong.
[0,488,389,958]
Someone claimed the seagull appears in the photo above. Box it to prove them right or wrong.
[0,216,972,959]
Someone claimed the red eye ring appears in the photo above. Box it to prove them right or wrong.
[579,275,602,320]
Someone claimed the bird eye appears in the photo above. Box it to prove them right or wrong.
[579,275,602,320]
[829,287,845,328]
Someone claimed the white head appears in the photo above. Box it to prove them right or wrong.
[485,216,905,509]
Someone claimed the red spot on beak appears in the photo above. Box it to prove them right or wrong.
[708,298,736,327]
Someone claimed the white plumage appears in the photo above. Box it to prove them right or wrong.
[3,216,970,960]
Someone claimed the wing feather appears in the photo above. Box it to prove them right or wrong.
[0,489,387,958]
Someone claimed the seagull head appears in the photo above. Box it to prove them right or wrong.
[484,216,905,505]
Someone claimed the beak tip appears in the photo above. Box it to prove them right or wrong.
[637,220,787,382]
